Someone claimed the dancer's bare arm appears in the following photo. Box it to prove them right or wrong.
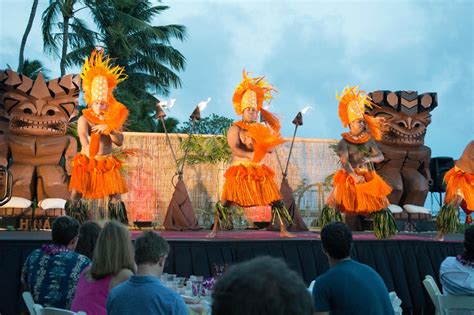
[227,125,253,159]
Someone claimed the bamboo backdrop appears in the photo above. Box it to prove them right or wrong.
[121,132,339,227]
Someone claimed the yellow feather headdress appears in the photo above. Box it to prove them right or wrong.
[81,49,127,106]
[80,49,128,132]
[232,70,280,131]
[336,86,386,140]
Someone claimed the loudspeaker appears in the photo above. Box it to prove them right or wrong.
[429,157,454,193]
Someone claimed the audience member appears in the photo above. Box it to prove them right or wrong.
[71,220,135,314]
[211,256,314,315]
[106,231,187,315]
[75,220,102,260]
[312,222,394,315]
[21,216,90,309]
[440,225,474,295]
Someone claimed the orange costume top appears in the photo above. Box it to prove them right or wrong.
[443,140,474,223]
[221,71,285,211]
[69,50,128,199]
[329,86,392,214]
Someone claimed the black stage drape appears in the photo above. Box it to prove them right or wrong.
[0,237,463,315]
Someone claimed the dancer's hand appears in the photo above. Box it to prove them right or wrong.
[92,124,108,134]
[350,173,365,184]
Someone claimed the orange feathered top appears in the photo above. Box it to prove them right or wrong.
[234,121,285,163]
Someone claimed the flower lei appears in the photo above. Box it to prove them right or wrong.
[41,244,70,256]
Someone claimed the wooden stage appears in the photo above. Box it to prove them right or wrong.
[0,229,463,315]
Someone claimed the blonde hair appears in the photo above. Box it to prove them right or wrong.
[88,220,135,280]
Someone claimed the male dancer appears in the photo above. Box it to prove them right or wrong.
[67,49,128,223]
[208,71,292,237]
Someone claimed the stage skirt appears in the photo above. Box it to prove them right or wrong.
[444,166,474,213]
[330,168,391,214]
[221,162,281,207]
[69,154,128,199]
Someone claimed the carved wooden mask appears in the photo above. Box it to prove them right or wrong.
[367,90,437,146]
[0,70,80,136]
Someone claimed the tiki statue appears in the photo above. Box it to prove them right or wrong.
[0,69,79,210]
[367,90,437,207]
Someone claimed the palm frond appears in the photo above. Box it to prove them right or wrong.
[41,0,62,57]
[19,59,50,80]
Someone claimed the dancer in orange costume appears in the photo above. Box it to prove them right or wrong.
[437,140,474,240]
[208,71,293,238]
[66,49,128,223]
[327,86,397,238]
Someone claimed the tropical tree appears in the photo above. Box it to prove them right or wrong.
[41,0,96,75]
[156,117,180,133]
[19,59,51,80]
[18,0,39,72]
[64,0,186,131]
[179,114,234,135]
[9,59,50,80]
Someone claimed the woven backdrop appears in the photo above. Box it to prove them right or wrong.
[121,132,339,227]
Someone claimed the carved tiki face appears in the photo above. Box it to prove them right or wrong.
[0,70,79,136]
[367,90,437,146]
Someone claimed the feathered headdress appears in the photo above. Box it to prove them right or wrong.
[336,86,387,140]
[80,49,128,133]
[81,49,127,105]
[232,70,280,131]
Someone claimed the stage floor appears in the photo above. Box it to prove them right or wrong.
[0,228,463,242]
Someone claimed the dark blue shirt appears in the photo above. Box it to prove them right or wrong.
[312,259,394,315]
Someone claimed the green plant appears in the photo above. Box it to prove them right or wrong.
[178,132,232,166]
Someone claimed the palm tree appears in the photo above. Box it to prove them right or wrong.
[67,0,186,93]
[18,0,39,72]
[157,117,180,133]
[41,0,96,75]
[65,0,186,131]
[20,59,51,80]
[10,59,50,80]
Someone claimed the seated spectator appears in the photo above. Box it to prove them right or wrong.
[211,256,314,315]
[440,224,474,295]
[106,231,187,315]
[312,222,394,315]
[21,216,90,309]
[71,220,135,314]
[75,220,102,260]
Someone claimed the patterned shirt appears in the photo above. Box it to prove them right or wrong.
[21,244,91,309]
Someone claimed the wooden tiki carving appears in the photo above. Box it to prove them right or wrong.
[367,90,437,207]
[0,70,79,207]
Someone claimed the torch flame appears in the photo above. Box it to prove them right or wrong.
[301,106,312,115]
[197,97,211,111]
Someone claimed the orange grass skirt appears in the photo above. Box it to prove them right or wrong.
[444,167,474,212]
[330,169,392,214]
[221,162,281,207]
[69,154,128,199]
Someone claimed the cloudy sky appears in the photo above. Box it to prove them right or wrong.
[1,0,472,158]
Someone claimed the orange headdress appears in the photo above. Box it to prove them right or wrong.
[336,86,387,140]
[81,49,128,133]
[232,70,280,131]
